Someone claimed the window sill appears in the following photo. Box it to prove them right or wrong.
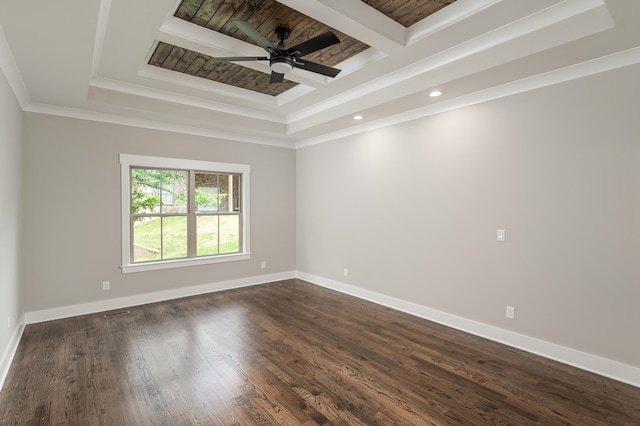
[121,253,251,274]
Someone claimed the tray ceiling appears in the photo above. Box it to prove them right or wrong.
[150,0,456,95]
[1,0,637,148]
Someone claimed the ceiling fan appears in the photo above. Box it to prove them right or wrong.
[214,21,342,84]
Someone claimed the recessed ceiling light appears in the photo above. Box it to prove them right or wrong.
[353,115,364,120]
[429,90,444,97]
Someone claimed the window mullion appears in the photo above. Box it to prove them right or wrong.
[159,174,164,260]
[129,167,135,263]
[187,170,197,258]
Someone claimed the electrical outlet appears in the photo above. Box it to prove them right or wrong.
[343,268,348,277]
[103,281,110,291]
[497,229,506,242]
[261,261,266,269]
[506,306,515,319]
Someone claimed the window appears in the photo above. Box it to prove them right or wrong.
[120,154,250,273]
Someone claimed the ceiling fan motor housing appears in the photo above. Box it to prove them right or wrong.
[275,25,291,42]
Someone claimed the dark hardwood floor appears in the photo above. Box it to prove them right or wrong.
[1,279,639,425]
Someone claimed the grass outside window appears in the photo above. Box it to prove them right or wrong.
[133,216,240,262]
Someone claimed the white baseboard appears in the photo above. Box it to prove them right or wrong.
[24,271,296,324]
[16,270,640,390]
[0,314,25,391]
[297,271,640,389]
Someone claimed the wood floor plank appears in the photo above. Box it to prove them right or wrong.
[1,279,639,425]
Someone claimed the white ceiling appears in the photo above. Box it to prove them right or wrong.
[1,0,639,148]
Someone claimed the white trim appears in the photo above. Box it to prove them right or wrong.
[119,154,251,272]
[23,103,296,149]
[295,45,640,149]
[0,23,31,108]
[285,0,612,132]
[0,315,25,391]
[120,153,251,174]
[25,271,296,325]
[90,0,112,78]
[296,271,640,389]
[91,75,284,123]
[278,0,406,52]
[11,44,639,150]
[121,253,251,274]
[406,0,500,45]
[14,272,640,389]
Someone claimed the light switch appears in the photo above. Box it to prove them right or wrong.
[497,229,506,242]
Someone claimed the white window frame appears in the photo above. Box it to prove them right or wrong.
[120,154,251,273]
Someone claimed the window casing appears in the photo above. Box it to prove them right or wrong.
[120,154,250,273]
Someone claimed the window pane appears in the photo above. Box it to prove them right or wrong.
[196,216,219,256]
[195,172,219,212]
[231,174,240,212]
[133,217,161,262]
[218,174,240,213]
[162,216,188,259]
[131,168,161,215]
[219,215,240,254]
[161,170,188,214]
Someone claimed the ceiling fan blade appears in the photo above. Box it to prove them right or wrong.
[214,56,269,62]
[288,32,340,57]
[293,60,341,78]
[232,20,276,52]
[270,71,285,84]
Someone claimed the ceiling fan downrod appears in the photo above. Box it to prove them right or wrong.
[274,25,291,48]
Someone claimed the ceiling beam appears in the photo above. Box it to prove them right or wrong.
[278,0,406,53]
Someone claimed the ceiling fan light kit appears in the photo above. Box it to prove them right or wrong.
[270,57,294,74]
[214,20,342,84]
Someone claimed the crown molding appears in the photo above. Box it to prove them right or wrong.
[296,46,640,149]
[23,102,296,149]
[284,0,613,133]
[91,75,286,123]
[13,45,640,151]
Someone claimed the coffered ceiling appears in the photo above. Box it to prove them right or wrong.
[1,0,639,148]
[149,0,454,96]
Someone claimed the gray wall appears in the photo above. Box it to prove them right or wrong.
[21,114,296,312]
[13,59,640,373]
[0,67,22,361]
[296,64,640,368]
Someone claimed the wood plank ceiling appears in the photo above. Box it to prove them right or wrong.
[362,0,456,28]
[149,0,457,96]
